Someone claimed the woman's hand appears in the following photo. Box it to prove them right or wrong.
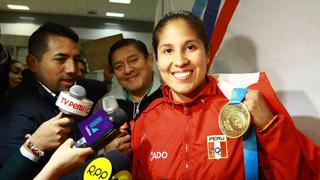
[243,89,274,130]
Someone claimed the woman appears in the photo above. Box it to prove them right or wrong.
[131,10,319,179]
[7,60,25,90]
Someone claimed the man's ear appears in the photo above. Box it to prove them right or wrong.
[147,53,154,67]
[26,54,37,72]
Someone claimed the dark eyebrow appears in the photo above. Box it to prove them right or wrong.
[127,54,138,59]
[185,39,201,44]
[113,61,123,66]
[54,53,80,59]
[158,44,171,49]
[11,66,23,72]
[54,53,69,57]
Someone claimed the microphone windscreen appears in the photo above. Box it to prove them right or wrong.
[111,108,129,128]
[104,150,131,173]
[102,95,119,114]
[55,84,93,117]
[112,170,132,180]
[69,84,86,99]
[61,150,131,180]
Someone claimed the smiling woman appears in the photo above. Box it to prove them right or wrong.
[131,10,320,179]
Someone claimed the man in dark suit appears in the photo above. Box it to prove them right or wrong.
[0,22,82,179]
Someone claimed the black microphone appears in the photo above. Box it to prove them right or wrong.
[55,84,93,117]
[83,150,131,180]
[74,95,129,150]
[62,150,131,180]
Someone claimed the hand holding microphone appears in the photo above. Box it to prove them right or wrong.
[102,96,132,155]
[24,111,75,154]
[74,95,129,150]
[104,130,131,156]
[24,85,93,155]
[34,138,94,180]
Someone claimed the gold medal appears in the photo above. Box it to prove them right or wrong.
[219,103,251,138]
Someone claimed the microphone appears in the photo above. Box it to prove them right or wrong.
[83,150,131,180]
[74,95,129,150]
[103,95,132,134]
[111,170,132,180]
[55,84,93,117]
[102,95,127,128]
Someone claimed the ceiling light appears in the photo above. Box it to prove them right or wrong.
[7,4,30,10]
[19,16,35,20]
[104,22,119,26]
[106,12,125,18]
[109,0,131,4]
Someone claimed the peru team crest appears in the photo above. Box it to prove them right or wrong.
[207,135,228,159]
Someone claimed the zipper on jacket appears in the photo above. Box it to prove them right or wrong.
[185,126,189,180]
[183,105,190,180]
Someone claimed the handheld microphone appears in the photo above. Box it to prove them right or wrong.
[103,95,132,134]
[102,95,127,128]
[74,95,129,150]
[111,170,132,180]
[55,84,93,117]
[83,150,131,180]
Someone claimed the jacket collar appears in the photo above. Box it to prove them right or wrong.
[109,72,162,101]
[22,69,57,102]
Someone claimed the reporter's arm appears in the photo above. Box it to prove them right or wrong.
[34,138,93,180]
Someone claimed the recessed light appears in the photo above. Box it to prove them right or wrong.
[19,16,35,20]
[104,22,121,28]
[7,4,30,10]
[104,22,119,26]
[109,0,131,4]
[106,12,125,18]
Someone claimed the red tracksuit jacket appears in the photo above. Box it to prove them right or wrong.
[131,73,320,180]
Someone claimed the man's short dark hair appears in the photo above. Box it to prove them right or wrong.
[28,22,79,61]
[108,38,149,72]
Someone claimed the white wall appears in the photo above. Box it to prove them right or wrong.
[212,0,320,144]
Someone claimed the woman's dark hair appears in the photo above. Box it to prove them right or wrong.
[152,10,208,59]
[28,22,79,61]
[8,60,23,72]
[108,38,149,72]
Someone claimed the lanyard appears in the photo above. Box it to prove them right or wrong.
[230,88,258,180]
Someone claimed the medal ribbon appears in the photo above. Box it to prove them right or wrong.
[191,0,208,17]
[230,88,259,180]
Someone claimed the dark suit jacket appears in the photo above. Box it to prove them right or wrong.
[0,150,41,179]
[0,70,81,179]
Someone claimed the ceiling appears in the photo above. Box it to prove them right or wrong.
[0,0,159,32]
